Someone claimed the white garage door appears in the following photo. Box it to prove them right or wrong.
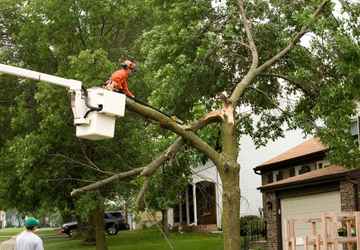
[281,191,341,250]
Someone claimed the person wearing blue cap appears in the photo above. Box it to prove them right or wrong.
[15,217,44,250]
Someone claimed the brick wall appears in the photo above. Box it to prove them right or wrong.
[340,181,356,211]
[263,192,281,250]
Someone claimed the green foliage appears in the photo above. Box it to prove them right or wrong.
[145,153,193,211]
[239,215,265,237]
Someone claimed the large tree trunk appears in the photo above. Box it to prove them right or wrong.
[95,196,108,250]
[161,209,169,236]
[220,168,241,250]
[80,211,96,244]
[219,102,241,250]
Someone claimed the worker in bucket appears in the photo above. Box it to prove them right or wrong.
[105,59,136,98]
[16,217,44,250]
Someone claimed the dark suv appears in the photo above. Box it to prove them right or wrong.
[61,211,129,236]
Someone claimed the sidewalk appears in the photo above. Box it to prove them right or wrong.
[0,236,16,250]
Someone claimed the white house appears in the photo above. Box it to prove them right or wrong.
[167,161,225,230]
[0,211,6,228]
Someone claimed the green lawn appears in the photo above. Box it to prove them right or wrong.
[0,228,224,250]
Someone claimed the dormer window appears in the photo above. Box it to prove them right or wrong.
[299,165,311,175]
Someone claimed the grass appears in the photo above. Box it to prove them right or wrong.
[0,228,224,250]
[0,228,57,242]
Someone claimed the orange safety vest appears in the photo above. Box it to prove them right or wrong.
[110,68,135,97]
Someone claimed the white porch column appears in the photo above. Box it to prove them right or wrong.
[179,197,183,224]
[193,183,198,225]
[185,187,190,225]
[167,208,174,227]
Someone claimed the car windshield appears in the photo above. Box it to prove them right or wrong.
[107,212,122,219]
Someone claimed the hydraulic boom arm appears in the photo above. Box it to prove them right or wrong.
[0,64,82,90]
[0,63,126,140]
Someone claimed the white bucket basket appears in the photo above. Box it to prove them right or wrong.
[76,87,126,140]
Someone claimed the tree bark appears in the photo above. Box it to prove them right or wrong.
[220,167,241,250]
[219,101,241,250]
[161,209,169,236]
[81,212,96,244]
[95,196,108,250]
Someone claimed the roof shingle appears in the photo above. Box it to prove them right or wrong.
[255,138,327,170]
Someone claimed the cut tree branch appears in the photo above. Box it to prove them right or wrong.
[126,98,222,166]
[141,137,184,177]
[71,109,221,196]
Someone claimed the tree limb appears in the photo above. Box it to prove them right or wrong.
[255,0,330,74]
[71,167,144,196]
[78,141,116,175]
[141,137,184,177]
[51,153,114,175]
[126,98,222,166]
[47,178,96,183]
[238,0,258,71]
[71,109,221,196]
[259,73,316,97]
[230,0,330,104]
[135,177,150,211]
[230,0,259,105]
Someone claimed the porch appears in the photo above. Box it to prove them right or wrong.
[168,180,222,231]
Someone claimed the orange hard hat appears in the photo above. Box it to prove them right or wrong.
[122,60,136,70]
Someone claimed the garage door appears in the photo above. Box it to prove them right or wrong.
[281,191,341,250]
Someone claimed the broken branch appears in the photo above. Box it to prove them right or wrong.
[126,98,222,166]
[71,109,221,196]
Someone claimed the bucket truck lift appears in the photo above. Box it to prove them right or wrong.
[0,63,126,140]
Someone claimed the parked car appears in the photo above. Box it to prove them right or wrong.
[61,211,129,236]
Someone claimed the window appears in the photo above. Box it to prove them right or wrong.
[267,173,273,183]
[276,171,283,181]
[316,161,324,169]
[289,168,295,177]
[299,165,311,174]
[266,201,273,212]
[351,118,359,146]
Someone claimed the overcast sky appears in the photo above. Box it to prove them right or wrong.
[238,129,309,215]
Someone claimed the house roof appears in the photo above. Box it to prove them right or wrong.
[259,165,350,190]
[254,138,327,171]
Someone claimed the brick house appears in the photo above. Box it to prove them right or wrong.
[254,138,360,250]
